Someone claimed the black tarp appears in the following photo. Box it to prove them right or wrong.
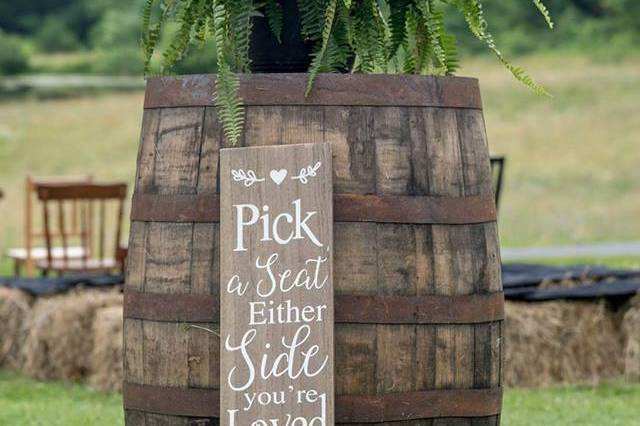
[1,263,639,302]
[502,263,638,288]
[0,274,123,296]
[502,263,640,302]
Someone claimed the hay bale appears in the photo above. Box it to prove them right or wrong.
[88,305,123,392]
[0,287,32,370]
[21,289,122,381]
[622,293,640,379]
[505,300,624,388]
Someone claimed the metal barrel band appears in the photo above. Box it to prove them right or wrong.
[336,293,504,324]
[123,383,502,420]
[124,290,220,323]
[336,388,503,422]
[124,290,504,324]
[123,383,219,418]
[144,74,483,110]
[130,193,497,225]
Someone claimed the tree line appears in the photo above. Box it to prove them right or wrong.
[0,0,637,75]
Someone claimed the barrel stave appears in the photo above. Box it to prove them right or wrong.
[125,105,220,424]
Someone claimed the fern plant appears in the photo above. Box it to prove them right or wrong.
[142,0,553,145]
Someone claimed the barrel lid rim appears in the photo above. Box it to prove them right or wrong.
[143,73,483,109]
[144,73,480,83]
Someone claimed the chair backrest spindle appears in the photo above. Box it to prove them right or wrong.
[18,175,93,276]
[80,201,89,270]
[41,199,52,268]
[36,183,127,275]
[25,177,33,263]
[99,199,106,268]
[57,200,69,268]
[114,196,125,270]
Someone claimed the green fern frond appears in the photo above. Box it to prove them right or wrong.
[212,1,245,145]
[215,67,244,144]
[401,47,416,74]
[441,33,459,75]
[387,0,413,59]
[532,0,554,29]
[416,0,446,74]
[501,60,549,96]
[142,0,160,74]
[142,0,553,143]
[226,0,254,72]
[193,0,210,43]
[142,0,153,52]
[455,0,485,39]
[430,5,458,75]
[325,2,352,70]
[298,0,328,41]
[161,0,199,72]
[263,0,283,43]
[160,0,179,16]
[351,0,386,72]
[306,0,338,95]
[455,0,549,95]
[402,8,418,73]
[406,6,433,73]
[211,3,230,73]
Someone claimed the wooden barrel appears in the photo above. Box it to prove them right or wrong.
[123,74,504,425]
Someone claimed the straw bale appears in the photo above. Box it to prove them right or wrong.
[505,300,624,387]
[622,293,640,379]
[88,305,123,392]
[0,287,33,370]
[21,289,122,381]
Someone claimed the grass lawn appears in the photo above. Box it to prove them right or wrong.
[1,372,639,425]
[459,54,640,248]
[507,255,640,270]
[503,382,640,426]
[1,53,639,271]
[0,373,123,426]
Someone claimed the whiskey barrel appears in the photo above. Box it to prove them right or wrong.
[123,74,504,425]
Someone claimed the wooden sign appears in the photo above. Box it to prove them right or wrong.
[220,143,334,426]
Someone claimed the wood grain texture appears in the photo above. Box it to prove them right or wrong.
[125,106,223,425]
[144,74,483,110]
[125,74,502,425]
[220,143,334,425]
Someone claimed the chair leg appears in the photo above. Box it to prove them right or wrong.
[13,260,22,277]
[25,259,35,276]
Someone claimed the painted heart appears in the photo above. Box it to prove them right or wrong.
[270,169,288,185]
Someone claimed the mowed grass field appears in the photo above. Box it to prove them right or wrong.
[461,54,640,248]
[1,54,639,269]
[2,372,640,426]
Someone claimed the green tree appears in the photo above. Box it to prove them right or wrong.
[89,9,141,50]
[35,17,80,52]
[0,32,29,75]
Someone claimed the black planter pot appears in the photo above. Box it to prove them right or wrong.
[249,0,314,73]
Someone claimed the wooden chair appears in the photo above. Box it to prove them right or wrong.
[7,175,93,276]
[35,183,127,276]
